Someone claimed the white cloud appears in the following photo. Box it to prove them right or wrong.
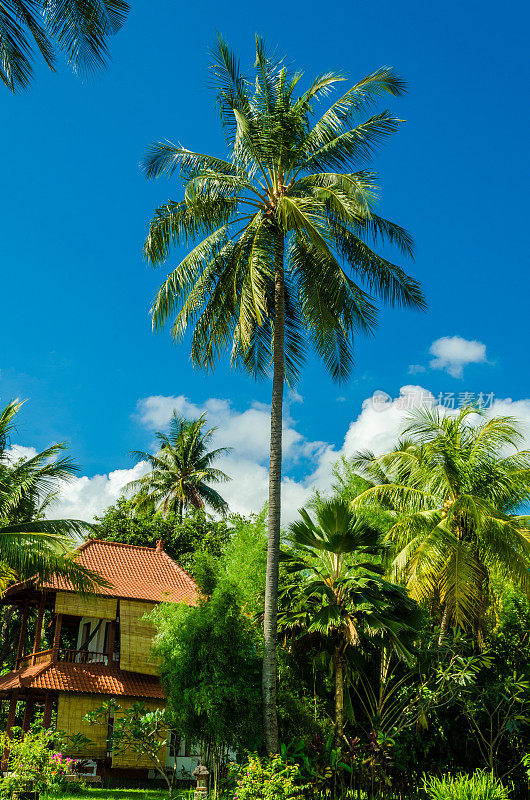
[134,394,322,522]
[408,364,426,375]
[9,384,530,529]
[47,461,150,522]
[3,444,39,463]
[429,336,488,378]
[135,394,322,465]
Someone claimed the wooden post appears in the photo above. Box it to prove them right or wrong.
[5,691,19,739]
[42,692,53,728]
[22,697,34,732]
[31,593,46,665]
[51,614,63,662]
[16,600,30,668]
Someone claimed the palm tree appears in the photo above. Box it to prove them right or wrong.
[352,405,530,644]
[278,499,419,740]
[0,0,129,92]
[0,400,106,593]
[140,37,425,751]
[128,412,230,522]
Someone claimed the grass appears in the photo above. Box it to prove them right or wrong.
[44,789,171,800]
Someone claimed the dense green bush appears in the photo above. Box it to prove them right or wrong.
[423,771,509,800]
[231,754,307,800]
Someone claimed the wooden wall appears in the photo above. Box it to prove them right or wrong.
[56,693,108,758]
[55,592,117,620]
[111,699,166,769]
[120,600,160,675]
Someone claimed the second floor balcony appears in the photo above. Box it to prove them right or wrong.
[15,646,120,670]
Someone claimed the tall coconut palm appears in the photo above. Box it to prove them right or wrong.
[352,405,530,644]
[278,498,418,740]
[128,412,230,522]
[0,400,106,594]
[141,37,425,751]
[0,0,129,92]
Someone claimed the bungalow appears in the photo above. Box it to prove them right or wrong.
[0,538,199,781]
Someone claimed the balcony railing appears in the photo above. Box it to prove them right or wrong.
[15,647,120,670]
[16,649,53,669]
[58,648,120,665]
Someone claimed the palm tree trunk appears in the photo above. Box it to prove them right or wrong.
[438,602,451,646]
[335,647,344,743]
[262,239,285,755]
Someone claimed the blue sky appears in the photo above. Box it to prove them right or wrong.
[2,0,530,521]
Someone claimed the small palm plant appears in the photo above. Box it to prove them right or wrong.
[278,498,419,740]
[141,37,424,751]
[0,400,105,594]
[352,404,530,643]
[128,412,230,522]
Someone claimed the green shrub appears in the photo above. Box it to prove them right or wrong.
[0,727,75,797]
[231,754,308,800]
[423,771,509,800]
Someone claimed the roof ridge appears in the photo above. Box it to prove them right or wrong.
[85,539,161,552]
[159,548,198,588]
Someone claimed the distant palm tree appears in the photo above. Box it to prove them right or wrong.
[278,499,419,740]
[128,412,230,523]
[141,37,424,751]
[352,405,530,644]
[0,0,129,92]
[0,400,106,593]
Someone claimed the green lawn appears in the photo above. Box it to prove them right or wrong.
[45,789,172,800]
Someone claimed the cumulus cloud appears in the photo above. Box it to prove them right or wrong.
[4,444,39,463]
[429,336,488,378]
[47,461,150,522]
[11,384,529,528]
[135,394,323,465]
[135,394,325,521]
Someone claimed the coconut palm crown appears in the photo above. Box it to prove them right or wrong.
[352,405,530,643]
[128,412,230,522]
[141,36,425,752]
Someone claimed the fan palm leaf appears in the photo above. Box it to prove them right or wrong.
[279,498,419,741]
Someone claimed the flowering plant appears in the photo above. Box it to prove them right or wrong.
[0,727,76,797]
[231,754,308,800]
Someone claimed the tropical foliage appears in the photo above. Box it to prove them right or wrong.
[149,580,262,776]
[4,29,529,798]
[85,700,176,792]
[0,400,105,594]
[351,405,530,641]
[141,36,424,751]
[278,499,419,740]
[0,0,129,92]
[0,727,75,797]
[92,496,231,575]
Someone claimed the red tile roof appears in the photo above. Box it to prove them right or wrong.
[0,661,165,699]
[44,539,198,604]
